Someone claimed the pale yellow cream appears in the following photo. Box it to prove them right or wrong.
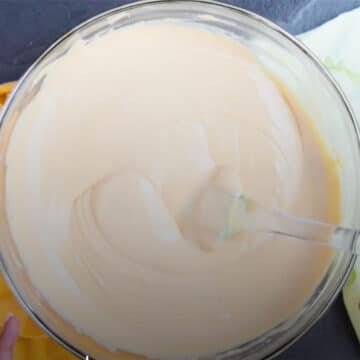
[4,22,339,359]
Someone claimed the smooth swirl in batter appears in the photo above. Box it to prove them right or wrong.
[4,22,340,359]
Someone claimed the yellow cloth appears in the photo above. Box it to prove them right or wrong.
[0,82,16,105]
[0,82,76,359]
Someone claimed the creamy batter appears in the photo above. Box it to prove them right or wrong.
[4,22,339,358]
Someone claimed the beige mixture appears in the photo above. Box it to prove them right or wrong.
[4,22,339,359]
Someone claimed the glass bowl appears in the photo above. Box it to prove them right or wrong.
[0,1,359,359]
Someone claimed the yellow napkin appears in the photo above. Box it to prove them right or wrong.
[0,82,16,105]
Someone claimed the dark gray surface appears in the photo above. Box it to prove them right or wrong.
[1,0,360,82]
[1,1,360,359]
